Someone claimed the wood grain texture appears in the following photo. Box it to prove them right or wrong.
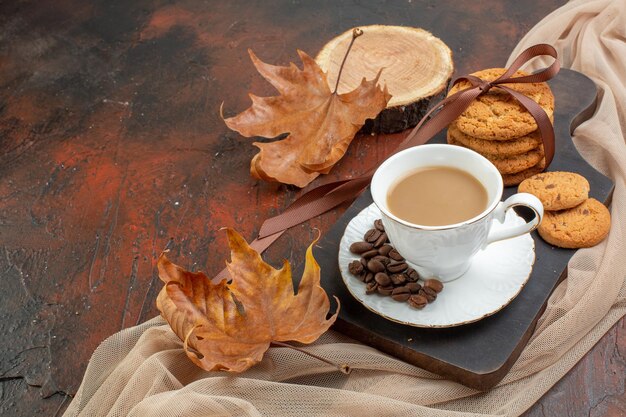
[0,0,622,416]
[316,25,453,133]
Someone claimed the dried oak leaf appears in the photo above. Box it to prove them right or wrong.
[223,49,391,187]
[156,228,339,372]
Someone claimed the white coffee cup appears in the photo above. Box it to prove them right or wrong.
[371,144,543,282]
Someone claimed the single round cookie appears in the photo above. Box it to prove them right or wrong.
[485,146,544,175]
[538,198,611,248]
[447,134,544,174]
[448,121,543,156]
[503,158,546,187]
[518,171,590,210]
[448,68,555,140]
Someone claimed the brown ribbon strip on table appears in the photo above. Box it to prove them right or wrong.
[215,43,560,280]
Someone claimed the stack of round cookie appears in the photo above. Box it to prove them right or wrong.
[446,68,555,186]
[518,171,611,248]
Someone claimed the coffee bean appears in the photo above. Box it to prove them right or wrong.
[389,273,406,286]
[365,281,378,294]
[419,287,437,303]
[361,249,379,259]
[374,272,391,287]
[423,278,444,293]
[391,287,411,302]
[405,282,422,294]
[377,286,394,296]
[408,294,428,309]
[388,249,404,261]
[378,244,393,256]
[364,229,382,243]
[373,232,388,248]
[421,286,437,297]
[406,268,419,282]
[387,261,408,274]
[367,259,385,273]
[372,255,391,266]
[350,241,373,254]
[392,293,410,302]
[392,286,409,294]
[352,220,444,305]
[348,260,364,276]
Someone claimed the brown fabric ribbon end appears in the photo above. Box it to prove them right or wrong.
[215,44,560,279]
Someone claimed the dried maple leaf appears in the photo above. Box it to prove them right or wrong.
[223,31,391,187]
[156,228,339,372]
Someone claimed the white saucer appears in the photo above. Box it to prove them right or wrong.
[338,204,535,328]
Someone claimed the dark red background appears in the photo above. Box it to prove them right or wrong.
[0,1,623,416]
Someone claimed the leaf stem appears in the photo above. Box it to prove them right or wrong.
[332,28,363,95]
[272,341,351,374]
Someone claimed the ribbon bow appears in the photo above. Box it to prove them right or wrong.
[215,44,560,279]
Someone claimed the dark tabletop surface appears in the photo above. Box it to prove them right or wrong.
[0,1,624,416]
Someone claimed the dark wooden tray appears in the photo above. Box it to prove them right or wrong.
[315,69,614,390]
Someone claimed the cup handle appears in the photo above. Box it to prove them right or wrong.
[485,193,544,246]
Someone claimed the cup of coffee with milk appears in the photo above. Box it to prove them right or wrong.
[371,144,543,282]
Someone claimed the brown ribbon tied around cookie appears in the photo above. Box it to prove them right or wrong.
[216,43,560,279]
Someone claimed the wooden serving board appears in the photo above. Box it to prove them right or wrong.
[315,69,613,390]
